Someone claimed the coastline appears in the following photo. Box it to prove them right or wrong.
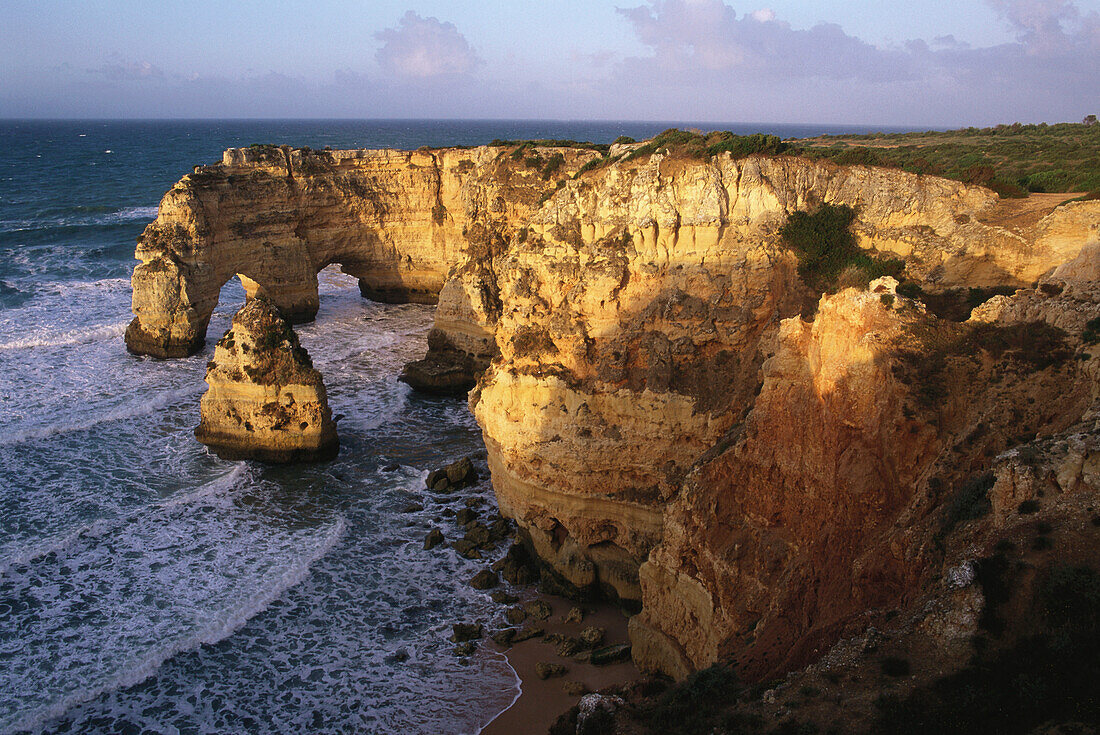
[478,594,639,735]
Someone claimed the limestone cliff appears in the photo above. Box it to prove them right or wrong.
[464,155,1098,602]
[132,141,1100,686]
[195,298,337,463]
[126,143,598,358]
[631,266,1100,682]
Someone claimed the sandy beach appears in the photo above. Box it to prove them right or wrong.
[480,594,639,735]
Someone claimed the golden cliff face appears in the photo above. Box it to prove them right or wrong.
[631,263,1100,681]
[131,143,1100,679]
[126,144,596,357]
[195,298,338,463]
[463,153,1099,602]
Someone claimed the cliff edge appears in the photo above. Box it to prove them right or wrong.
[131,139,1100,701]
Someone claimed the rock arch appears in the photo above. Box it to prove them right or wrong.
[125,145,468,358]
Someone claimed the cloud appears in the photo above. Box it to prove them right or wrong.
[602,0,1100,125]
[374,11,480,79]
[616,0,914,81]
[985,0,1100,53]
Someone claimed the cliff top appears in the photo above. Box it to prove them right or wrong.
[792,120,1100,196]
[216,121,1100,201]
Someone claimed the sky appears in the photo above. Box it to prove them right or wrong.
[1,0,1098,126]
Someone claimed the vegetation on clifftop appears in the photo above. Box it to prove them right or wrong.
[792,121,1100,195]
[624,129,788,161]
[497,120,1100,197]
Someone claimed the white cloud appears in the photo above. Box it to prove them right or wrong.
[985,0,1100,53]
[374,11,480,79]
[616,0,913,81]
[751,8,775,22]
[602,0,1100,124]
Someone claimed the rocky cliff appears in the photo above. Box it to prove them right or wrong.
[464,155,1098,604]
[630,270,1099,682]
[195,298,337,463]
[126,143,598,358]
[131,141,1100,690]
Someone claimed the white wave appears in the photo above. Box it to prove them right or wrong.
[10,519,347,734]
[0,464,252,576]
[106,205,158,223]
[473,649,523,735]
[0,205,157,233]
[0,385,193,447]
[1,485,346,733]
[0,320,128,350]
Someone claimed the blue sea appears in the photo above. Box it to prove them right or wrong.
[0,119,911,734]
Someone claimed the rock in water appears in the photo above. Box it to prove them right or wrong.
[194,298,338,463]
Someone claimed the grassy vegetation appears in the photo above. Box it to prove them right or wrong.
[793,121,1100,195]
[873,564,1100,733]
[495,138,611,154]
[779,203,905,293]
[492,122,1100,198]
[894,320,1072,407]
[624,128,788,161]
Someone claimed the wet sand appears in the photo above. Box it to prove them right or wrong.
[480,594,638,735]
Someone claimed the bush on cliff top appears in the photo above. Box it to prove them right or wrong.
[624,129,788,161]
[779,203,905,293]
[641,663,744,735]
[793,120,1100,195]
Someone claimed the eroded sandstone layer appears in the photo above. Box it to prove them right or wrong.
[133,142,1100,685]
[195,298,337,463]
[464,157,1098,602]
[126,143,597,358]
[631,264,1100,682]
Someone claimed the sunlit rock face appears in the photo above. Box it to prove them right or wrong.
[125,144,599,358]
[133,142,1100,645]
[631,263,1100,682]
[194,298,337,463]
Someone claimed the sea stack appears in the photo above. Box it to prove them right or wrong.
[195,297,338,463]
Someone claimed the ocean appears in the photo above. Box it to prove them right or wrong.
[0,119,910,734]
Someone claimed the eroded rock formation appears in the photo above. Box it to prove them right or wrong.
[133,141,1100,689]
[632,264,1100,682]
[126,144,597,358]
[195,298,337,463]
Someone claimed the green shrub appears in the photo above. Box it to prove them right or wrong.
[779,203,904,293]
[541,152,565,179]
[643,663,742,735]
[706,133,787,158]
[613,135,636,145]
[1082,316,1100,344]
[896,281,924,299]
[574,156,610,177]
